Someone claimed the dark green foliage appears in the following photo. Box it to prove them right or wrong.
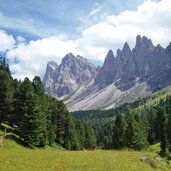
[72,94,171,154]
[64,112,80,150]
[84,124,96,149]
[158,107,168,156]
[16,78,47,147]
[0,59,96,150]
[0,57,14,125]
[99,121,114,149]
[166,96,171,151]
[113,113,126,149]
[3,57,171,156]
[146,107,156,144]
[75,121,86,149]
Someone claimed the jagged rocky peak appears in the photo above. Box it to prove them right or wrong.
[135,35,154,49]
[44,52,97,97]
[122,42,131,52]
[48,61,58,68]
[166,42,171,52]
[94,49,116,85]
[120,42,132,61]
[106,49,114,58]
[43,35,171,111]
[76,54,87,61]
[116,48,122,55]
[104,49,115,66]
[134,35,155,76]
[61,53,76,66]
[43,61,58,84]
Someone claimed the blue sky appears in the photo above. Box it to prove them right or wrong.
[0,0,150,39]
[0,0,170,79]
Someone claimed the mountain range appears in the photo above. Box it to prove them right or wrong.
[43,35,171,111]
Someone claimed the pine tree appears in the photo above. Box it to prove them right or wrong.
[17,78,47,147]
[64,112,80,150]
[146,107,156,144]
[102,121,114,149]
[54,101,66,146]
[75,121,86,149]
[166,96,171,150]
[0,64,14,125]
[154,107,165,142]
[124,108,135,148]
[132,112,149,150]
[158,107,168,156]
[46,98,56,146]
[113,113,126,149]
[84,124,96,149]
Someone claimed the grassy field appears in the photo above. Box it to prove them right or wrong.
[138,85,171,110]
[0,125,170,171]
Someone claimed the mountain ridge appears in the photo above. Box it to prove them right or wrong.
[43,35,171,111]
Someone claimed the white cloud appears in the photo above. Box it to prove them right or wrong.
[88,5,103,17]
[16,36,26,44]
[5,0,171,80]
[0,30,15,52]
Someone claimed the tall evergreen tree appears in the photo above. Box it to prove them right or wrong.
[113,113,126,149]
[84,124,96,149]
[132,112,149,150]
[0,60,14,125]
[64,112,80,150]
[158,107,168,156]
[17,78,47,147]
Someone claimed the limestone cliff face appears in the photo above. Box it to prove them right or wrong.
[43,36,171,111]
[43,61,58,94]
[43,53,97,97]
[94,49,116,86]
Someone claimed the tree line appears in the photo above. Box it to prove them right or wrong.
[0,57,96,149]
[1,56,171,157]
[73,94,171,157]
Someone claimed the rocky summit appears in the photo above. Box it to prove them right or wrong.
[43,35,171,111]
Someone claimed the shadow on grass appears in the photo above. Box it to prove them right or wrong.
[7,134,28,147]
[0,124,29,148]
[0,124,6,132]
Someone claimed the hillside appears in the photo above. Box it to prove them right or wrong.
[72,84,171,121]
[0,124,170,171]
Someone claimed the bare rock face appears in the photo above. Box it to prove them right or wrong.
[147,43,171,89]
[133,35,155,76]
[95,42,136,90]
[94,50,116,86]
[43,61,58,93]
[43,36,171,111]
[43,53,97,97]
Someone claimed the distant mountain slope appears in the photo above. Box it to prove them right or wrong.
[43,35,171,111]
[72,84,171,121]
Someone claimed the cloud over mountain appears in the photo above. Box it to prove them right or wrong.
[0,0,170,79]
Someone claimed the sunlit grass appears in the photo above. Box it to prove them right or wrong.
[0,137,170,171]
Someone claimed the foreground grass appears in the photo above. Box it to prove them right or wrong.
[0,124,170,171]
[0,140,170,171]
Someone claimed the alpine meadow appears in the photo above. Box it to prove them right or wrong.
[1,0,171,171]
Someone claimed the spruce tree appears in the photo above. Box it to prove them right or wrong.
[64,112,80,150]
[166,96,171,150]
[17,78,47,147]
[75,121,86,149]
[84,124,96,149]
[132,112,149,150]
[113,113,126,149]
[158,107,168,156]
[0,63,14,125]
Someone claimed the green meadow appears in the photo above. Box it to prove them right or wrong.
[0,128,170,171]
